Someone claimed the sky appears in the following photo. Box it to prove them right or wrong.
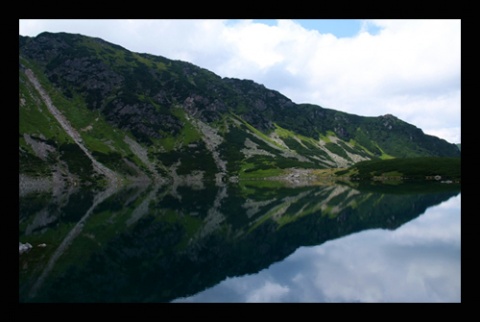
[19,19,461,143]
[174,194,461,303]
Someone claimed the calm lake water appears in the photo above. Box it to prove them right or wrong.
[19,180,461,303]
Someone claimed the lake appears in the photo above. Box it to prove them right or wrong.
[19,180,461,303]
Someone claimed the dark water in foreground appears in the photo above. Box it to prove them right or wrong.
[19,181,460,303]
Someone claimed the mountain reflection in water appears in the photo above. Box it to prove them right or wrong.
[19,180,460,303]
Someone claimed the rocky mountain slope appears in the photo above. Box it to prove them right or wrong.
[19,32,460,186]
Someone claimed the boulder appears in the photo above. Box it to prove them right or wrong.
[19,242,32,255]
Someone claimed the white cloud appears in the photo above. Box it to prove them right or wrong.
[19,19,461,143]
[390,194,461,245]
[245,280,290,302]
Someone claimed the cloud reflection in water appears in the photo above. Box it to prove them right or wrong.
[174,195,460,303]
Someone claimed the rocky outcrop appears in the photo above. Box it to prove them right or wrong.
[19,242,32,255]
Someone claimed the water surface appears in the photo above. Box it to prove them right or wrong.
[19,181,460,303]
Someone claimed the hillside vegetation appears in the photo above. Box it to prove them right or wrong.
[19,32,460,186]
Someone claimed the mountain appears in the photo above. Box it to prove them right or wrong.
[19,32,460,186]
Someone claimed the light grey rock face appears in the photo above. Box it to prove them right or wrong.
[19,242,32,255]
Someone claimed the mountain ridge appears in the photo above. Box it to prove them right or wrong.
[19,32,460,186]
